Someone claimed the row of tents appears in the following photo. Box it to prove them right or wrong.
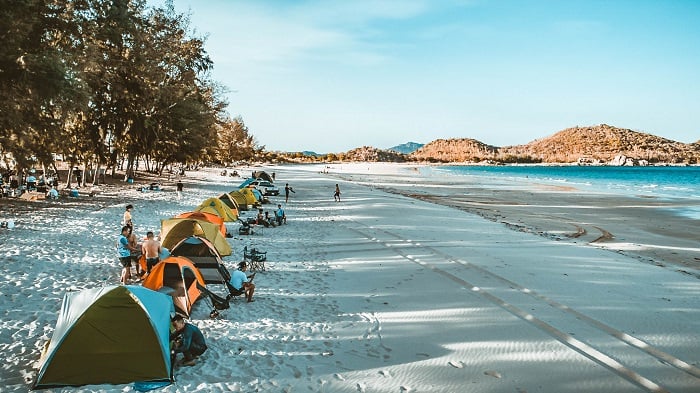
[33,174,278,389]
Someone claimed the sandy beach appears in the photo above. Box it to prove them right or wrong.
[1,163,699,392]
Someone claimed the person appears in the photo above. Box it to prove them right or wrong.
[176,180,183,200]
[228,261,255,302]
[170,315,208,366]
[46,186,59,199]
[117,226,133,284]
[334,184,341,202]
[264,211,276,227]
[272,172,276,181]
[256,209,270,227]
[275,204,286,225]
[284,183,295,203]
[141,231,162,274]
[26,173,37,191]
[122,204,134,229]
[75,167,82,187]
[126,226,145,278]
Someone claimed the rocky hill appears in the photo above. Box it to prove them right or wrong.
[408,124,700,164]
[410,138,499,162]
[342,146,407,162]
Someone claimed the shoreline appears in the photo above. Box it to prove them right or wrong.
[320,162,700,278]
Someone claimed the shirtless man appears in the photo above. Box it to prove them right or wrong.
[141,231,162,274]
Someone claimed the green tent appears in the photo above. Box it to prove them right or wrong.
[33,285,175,389]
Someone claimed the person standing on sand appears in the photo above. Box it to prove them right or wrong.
[117,226,133,284]
[284,183,295,203]
[141,231,162,274]
[122,204,134,229]
[334,184,341,202]
[176,180,183,200]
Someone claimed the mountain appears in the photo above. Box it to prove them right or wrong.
[342,146,407,162]
[409,124,700,164]
[388,142,424,154]
[410,138,498,162]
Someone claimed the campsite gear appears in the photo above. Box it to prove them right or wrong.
[33,285,174,389]
[141,256,206,317]
[195,282,230,318]
[243,246,267,272]
[160,217,232,256]
[238,219,251,235]
[170,236,241,301]
[194,197,238,221]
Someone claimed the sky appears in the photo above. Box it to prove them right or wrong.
[151,0,700,153]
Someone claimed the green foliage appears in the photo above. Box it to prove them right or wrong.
[0,0,227,175]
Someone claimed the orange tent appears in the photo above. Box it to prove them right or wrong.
[141,256,206,317]
[175,211,226,236]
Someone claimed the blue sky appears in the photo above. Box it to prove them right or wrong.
[154,0,700,153]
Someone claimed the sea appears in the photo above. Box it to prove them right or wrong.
[421,165,700,219]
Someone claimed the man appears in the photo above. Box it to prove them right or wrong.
[176,180,183,200]
[117,226,133,284]
[334,184,341,202]
[170,315,207,366]
[141,231,162,274]
[123,204,134,228]
[284,183,295,203]
[228,262,255,302]
[275,204,286,225]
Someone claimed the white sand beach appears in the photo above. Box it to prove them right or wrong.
[1,163,699,392]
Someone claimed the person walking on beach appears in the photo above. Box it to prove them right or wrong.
[334,184,341,202]
[170,315,208,366]
[284,183,295,203]
[141,231,162,274]
[117,226,134,284]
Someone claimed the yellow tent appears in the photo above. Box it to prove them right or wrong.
[160,218,232,256]
[229,188,259,210]
[218,193,240,212]
[195,197,238,221]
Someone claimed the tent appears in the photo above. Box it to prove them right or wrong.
[237,177,256,189]
[229,188,259,209]
[160,217,232,256]
[249,187,264,203]
[33,285,174,389]
[218,192,241,212]
[176,211,226,236]
[142,256,206,317]
[169,236,232,285]
[194,197,238,222]
[251,170,273,182]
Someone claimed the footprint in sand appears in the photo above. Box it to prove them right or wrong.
[356,382,367,392]
[334,373,346,381]
[379,370,391,378]
[448,360,465,368]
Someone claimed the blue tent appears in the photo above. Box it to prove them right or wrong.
[237,178,256,189]
[34,285,175,389]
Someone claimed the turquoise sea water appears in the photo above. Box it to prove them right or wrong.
[423,165,700,219]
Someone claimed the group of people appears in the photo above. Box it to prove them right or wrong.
[255,204,286,228]
[116,204,164,284]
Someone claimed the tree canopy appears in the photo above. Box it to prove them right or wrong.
[0,0,259,183]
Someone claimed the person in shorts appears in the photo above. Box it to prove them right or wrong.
[117,226,133,284]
